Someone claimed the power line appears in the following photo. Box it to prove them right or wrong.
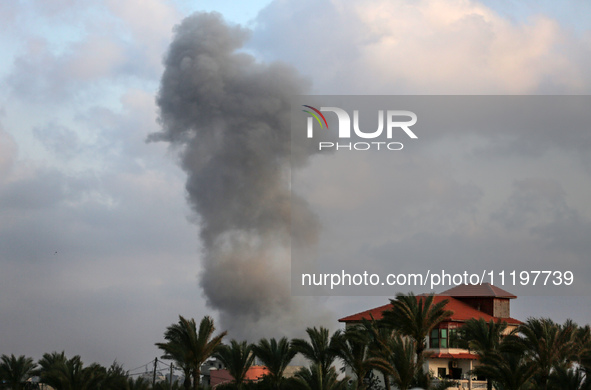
[126,358,158,376]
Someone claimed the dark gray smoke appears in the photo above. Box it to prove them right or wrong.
[150,12,326,339]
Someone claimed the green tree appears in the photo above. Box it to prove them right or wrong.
[368,330,421,390]
[292,327,341,379]
[516,318,576,390]
[0,354,37,390]
[573,324,591,373]
[102,361,128,390]
[460,318,508,390]
[388,336,422,390]
[380,293,452,359]
[253,337,297,390]
[215,340,256,389]
[333,326,388,390]
[36,353,106,390]
[156,315,227,390]
[291,364,348,390]
[361,318,426,390]
[36,351,67,371]
[359,320,393,390]
[548,364,591,390]
[35,351,67,389]
[472,346,535,390]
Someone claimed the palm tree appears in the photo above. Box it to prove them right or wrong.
[37,351,68,370]
[102,361,128,390]
[380,334,422,390]
[0,354,37,390]
[36,353,105,390]
[214,340,256,389]
[292,327,342,379]
[78,362,108,389]
[362,318,428,390]
[333,326,389,390]
[253,337,297,390]
[517,318,577,390]
[548,364,591,390]
[363,317,428,390]
[472,346,535,390]
[292,364,348,390]
[572,323,591,375]
[156,315,227,390]
[359,320,393,390]
[461,318,508,390]
[381,293,453,359]
[36,351,68,389]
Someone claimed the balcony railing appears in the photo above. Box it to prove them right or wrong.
[431,378,489,389]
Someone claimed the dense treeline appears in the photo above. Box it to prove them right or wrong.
[2,293,590,390]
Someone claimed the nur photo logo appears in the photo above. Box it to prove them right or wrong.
[302,105,418,151]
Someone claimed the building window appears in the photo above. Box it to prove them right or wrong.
[449,328,460,348]
[430,329,439,348]
[440,329,448,348]
[430,327,456,348]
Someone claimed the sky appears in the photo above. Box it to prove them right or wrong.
[1,0,591,374]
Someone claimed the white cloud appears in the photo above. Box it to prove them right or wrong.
[105,0,181,75]
[65,36,127,80]
[252,0,591,94]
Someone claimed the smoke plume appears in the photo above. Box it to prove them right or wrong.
[150,12,326,339]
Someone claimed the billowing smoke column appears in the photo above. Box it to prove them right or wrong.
[150,12,325,338]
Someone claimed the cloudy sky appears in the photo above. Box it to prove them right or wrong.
[1,0,591,373]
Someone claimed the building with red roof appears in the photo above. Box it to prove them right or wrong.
[209,366,270,387]
[338,283,521,386]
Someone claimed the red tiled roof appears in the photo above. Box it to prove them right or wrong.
[338,303,393,323]
[244,366,270,381]
[210,370,233,387]
[210,366,270,387]
[338,295,521,325]
[430,352,478,360]
[439,283,516,298]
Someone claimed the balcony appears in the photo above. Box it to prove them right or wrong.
[431,378,490,389]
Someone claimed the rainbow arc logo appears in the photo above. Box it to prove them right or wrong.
[302,105,328,129]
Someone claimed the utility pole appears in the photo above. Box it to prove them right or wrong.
[169,362,174,390]
[153,357,158,388]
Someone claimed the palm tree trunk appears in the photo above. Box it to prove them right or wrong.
[193,368,200,390]
[415,341,425,362]
[381,371,391,390]
[355,371,366,390]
